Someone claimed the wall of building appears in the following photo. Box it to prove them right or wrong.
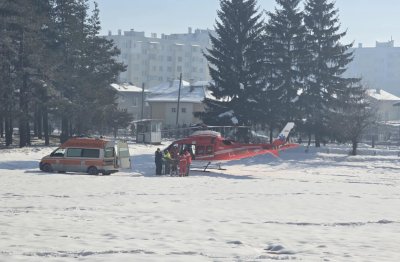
[105,28,213,89]
[371,100,400,122]
[116,92,150,120]
[346,40,400,96]
[149,102,204,127]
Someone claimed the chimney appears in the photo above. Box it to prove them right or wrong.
[188,27,192,34]
[376,88,381,94]
[358,43,363,48]
[189,79,195,92]
[118,29,121,36]
[151,33,157,38]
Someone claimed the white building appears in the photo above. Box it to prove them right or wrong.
[366,88,400,122]
[111,83,150,120]
[346,40,400,96]
[105,28,213,89]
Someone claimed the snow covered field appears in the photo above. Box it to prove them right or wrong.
[0,143,400,261]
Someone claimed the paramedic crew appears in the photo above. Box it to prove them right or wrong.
[163,149,172,175]
[184,148,192,176]
[155,148,163,175]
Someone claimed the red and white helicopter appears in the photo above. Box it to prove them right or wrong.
[165,122,298,171]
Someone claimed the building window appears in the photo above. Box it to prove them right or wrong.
[177,66,182,72]
[167,56,172,62]
[178,56,182,62]
[172,108,176,113]
[132,97,138,106]
[181,108,186,113]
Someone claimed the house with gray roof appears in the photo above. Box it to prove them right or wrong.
[146,80,213,127]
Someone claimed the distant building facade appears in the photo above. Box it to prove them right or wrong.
[346,40,400,96]
[105,28,213,89]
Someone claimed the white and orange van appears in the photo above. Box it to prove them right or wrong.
[39,137,131,175]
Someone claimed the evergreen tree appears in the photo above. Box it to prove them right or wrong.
[262,0,308,141]
[73,2,125,135]
[52,0,89,142]
[201,0,265,127]
[301,0,354,147]
[0,0,22,146]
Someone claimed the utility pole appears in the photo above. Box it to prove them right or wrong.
[141,82,145,120]
[175,73,182,127]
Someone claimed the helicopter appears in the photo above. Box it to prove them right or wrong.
[165,122,297,171]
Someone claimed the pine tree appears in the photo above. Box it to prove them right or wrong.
[73,2,125,134]
[201,0,265,127]
[302,0,354,147]
[0,0,22,146]
[262,0,308,141]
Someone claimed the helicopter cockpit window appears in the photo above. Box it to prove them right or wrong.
[206,146,213,154]
[222,140,232,145]
[196,146,205,155]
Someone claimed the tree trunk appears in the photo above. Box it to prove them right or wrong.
[5,116,12,146]
[26,122,31,146]
[307,133,311,147]
[43,106,49,146]
[0,116,3,138]
[269,128,273,144]
[33,105,38,137]
[37,106,43,139]
[315,133,321,148]
[351,140,357,156]
[60,117,69,143]
[19,74,29,148]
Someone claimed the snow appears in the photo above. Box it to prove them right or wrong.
[148,80,191,95]
[147,81,208,103]
[111,83,146,93]
[1,143,400,261]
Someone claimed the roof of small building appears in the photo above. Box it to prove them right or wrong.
[111,83,149,93]
[367,89,400,101]
[146,80,214,103]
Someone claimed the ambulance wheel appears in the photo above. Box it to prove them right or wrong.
[42,164,53,173]
[102,171,111,176]
[88,166,98,175]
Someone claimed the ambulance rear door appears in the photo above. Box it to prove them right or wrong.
[116,141,131,169]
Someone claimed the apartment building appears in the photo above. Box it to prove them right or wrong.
[346,40,400,96]
[105,27,213,89]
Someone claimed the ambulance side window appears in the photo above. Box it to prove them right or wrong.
[51,148,65,157]
[104,147,115,158]
[82,149,100,158]
[66,148,82,157]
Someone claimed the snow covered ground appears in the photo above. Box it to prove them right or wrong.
[0,142,400,261]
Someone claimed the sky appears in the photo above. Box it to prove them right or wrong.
[94,0,400,47]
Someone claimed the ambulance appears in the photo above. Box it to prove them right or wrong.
[39,137,131,175]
